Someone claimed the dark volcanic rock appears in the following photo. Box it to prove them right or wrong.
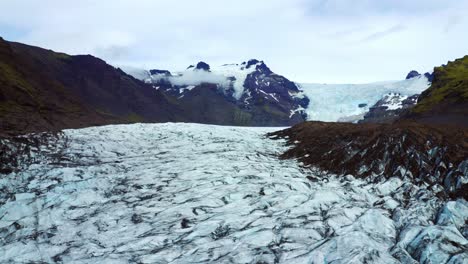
[195,61,210,71]
[240,61,308,122]
[269,121,468,199]
[0,132,66,174]
[424,72,434,82]
[245,59,272,74]
[358,103,368,108]
[360,93,419,124]
[149,69,171,76]
[176,83,304,126]
[406,70,421,79]
[246,59,260,69]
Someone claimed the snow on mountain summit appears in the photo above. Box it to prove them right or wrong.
[208,59,265,99]
[142,59,273,100]
[130,60,310,123]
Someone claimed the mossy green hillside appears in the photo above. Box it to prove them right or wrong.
[413,56,468,113]
[0,61,36,96]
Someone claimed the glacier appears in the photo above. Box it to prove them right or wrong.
[300,76,430,122]
[0,123,466,263]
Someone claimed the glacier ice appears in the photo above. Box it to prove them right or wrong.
[0,123,466,263]
[300,76,430,122]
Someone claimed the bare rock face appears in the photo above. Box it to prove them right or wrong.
[194,61,210,71]
[406,70,422,79]
[360,93,419,124]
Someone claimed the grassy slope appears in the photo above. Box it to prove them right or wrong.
[0,38,104,135]
[407,55,468,126]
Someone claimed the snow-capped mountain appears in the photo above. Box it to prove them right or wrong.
[299,74,431,123]
[123,59,309,126]
[148,60,307,111]
[123,62,437,124]
[120,62,436,125]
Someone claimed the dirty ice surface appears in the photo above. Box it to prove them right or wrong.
[0,123,466,263]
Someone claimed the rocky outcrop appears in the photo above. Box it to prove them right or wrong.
[406,70,421,79]
[240,60,309,121]
[406,70,433,81]
[360,93,419,123]
[149,69,171,76]
[424,72,434,82]
[195,61,210,71]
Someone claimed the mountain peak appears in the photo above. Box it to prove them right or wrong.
[149,69,171,76]
[406,70,421,79]
[245,59,260,68]
[195,61,210,71]
[244,59,272,75]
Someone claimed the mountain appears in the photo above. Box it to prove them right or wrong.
[0,38,308,135]
[406,70,422,79]
[403,56,468,126]
[0,37,187,135]
[126,59,309,126]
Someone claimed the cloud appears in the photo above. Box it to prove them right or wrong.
[168,71,230,87]
[360,24,406,42]
[1,0,468,83]
[444,15,462,33]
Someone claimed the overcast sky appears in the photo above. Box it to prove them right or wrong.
[1,0,468,83]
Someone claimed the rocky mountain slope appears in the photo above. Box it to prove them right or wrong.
[359,93,419,124]
[0,37,187,135]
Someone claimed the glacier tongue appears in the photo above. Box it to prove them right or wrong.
[0,123,466,263]
[300,76,430,122]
